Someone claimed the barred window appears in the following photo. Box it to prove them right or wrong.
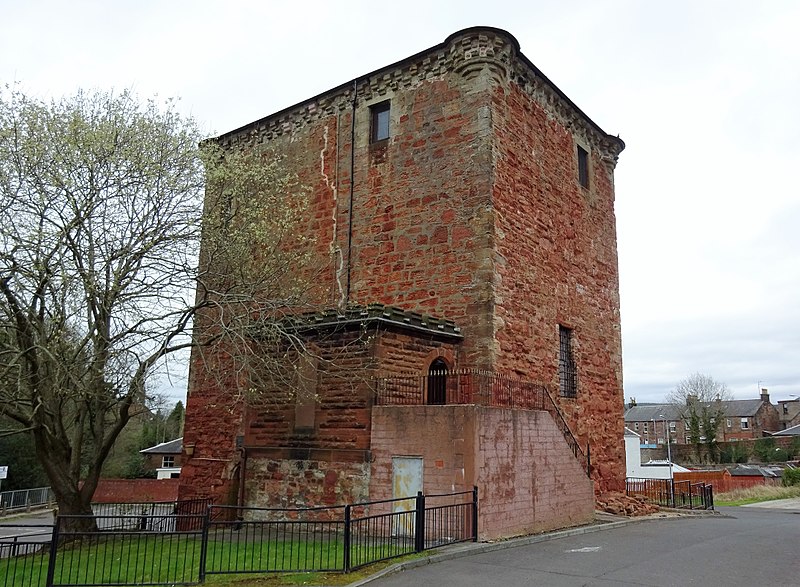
[558,325,577,398]
[427,358,448,405]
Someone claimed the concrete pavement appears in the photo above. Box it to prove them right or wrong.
[741,496,800,509]
[355,505,799,586]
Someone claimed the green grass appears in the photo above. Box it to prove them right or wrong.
[0,533,417,587]
[715,485,800,506]
[1,535,203,587]
[203,552,428,587]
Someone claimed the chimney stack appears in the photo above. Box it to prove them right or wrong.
[760,388,770,403]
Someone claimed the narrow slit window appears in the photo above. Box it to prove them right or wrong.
[577,145,589,188]
[558,325,577,398]
[371,101,390,143]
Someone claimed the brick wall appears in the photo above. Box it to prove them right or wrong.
[91,479,180,504]
[370,405,594,540]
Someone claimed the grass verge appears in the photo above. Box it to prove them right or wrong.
[0,534,425,587]
[203,552,428,587]
[714,484,800,506]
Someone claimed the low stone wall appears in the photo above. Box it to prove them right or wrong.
[244,452,370,514]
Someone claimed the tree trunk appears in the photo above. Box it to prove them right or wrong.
[52,487,98,534]
[33,430,99,534]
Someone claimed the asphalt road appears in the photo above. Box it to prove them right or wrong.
[372,505,800,587]
[0,509,54,539]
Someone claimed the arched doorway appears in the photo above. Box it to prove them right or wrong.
[427,358,448,405]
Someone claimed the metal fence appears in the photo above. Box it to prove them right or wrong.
[206,488,477,575]
[376,370,590,475]
[0,490,477,586]
[0,488,54,514]
[0,524,54,587]
[626,478,714,510]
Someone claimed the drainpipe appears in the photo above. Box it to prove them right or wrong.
[345,78,358,304]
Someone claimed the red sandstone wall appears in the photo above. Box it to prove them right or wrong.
[370,406,594,540]
[182,29,625,505]
[346,75,496,368]
[490,81,625,492]
[239,327,458,510]
[178,349,244,505]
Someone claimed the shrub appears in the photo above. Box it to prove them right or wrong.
[719,443,750,464]
[782,467,800,487]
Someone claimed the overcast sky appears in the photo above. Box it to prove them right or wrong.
[2,0,798,404]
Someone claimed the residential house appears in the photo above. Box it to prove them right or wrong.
[777,398,800,430]
[772,423,800,437]
[623,404,682,447]
[179,27,625,539]
[140,438,183,479]
[624,390,780,446]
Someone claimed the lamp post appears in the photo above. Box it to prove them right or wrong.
[659,414,673,478]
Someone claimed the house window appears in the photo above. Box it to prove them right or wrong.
[634,422,639,431]
[577,145,589,188]
[643,423,649,433]
[740,417,749,430]
[162,456,175,468]
[669,421,676,431]
[370,101,390,143]
[558,325,577,398]
[783,404,789,415]
[726,418,732,428]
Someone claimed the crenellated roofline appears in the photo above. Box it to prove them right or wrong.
[215,27,624,163]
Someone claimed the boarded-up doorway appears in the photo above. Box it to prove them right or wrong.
[392,456,422,536]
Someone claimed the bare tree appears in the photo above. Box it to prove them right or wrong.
[0,87,317,530]
[667,373,732,462]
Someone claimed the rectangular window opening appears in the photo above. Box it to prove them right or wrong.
[370,101,390,143]
[558,325,577,398]
[162,456,175,468]
[577,145,589,188]
[740,417,749,430]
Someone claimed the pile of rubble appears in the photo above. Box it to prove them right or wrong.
[596,492,660,516]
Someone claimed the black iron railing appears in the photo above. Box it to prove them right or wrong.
[0,490,477,587]
[626,478,714,510]
[376,370,590,475]
[0,524,54,587]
